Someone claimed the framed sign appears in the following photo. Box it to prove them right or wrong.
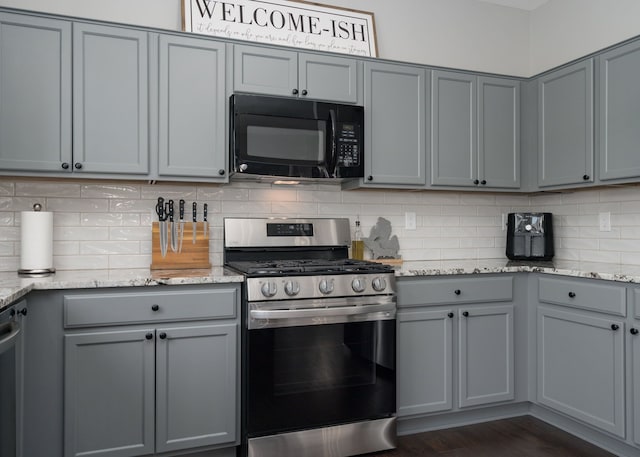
[182,0,378,57]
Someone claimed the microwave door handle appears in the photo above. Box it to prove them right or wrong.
[327,109,338,177]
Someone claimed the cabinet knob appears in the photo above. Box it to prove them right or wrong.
[473,179,479,185]
[583,174,590,181]
[292,88,299,95]
[159,332,167,339]
[610,324,619,331]
[568,291,576,298]
[631,328,639,335]
[74,162,83,170]
[367,175,373,181]
[462,311,469,317]
[18,308,27,316]
[61,162,70,170]
[448,312,454,318]
[481,180,487,185]
[151,304,159,311]
[145,333,153,340]
[454,289,461,295]
[301,89,308,96]
[218,169,225,176]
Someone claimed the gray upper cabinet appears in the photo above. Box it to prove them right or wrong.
[363,61,427,186]
[157,35,227,181]
[431,71,519,189]
[73,23,149,175]
[537,59,594,187]
[431,71,477,187]
[0,13,72,172]
[233,44,359,103]
[598,41,640,181]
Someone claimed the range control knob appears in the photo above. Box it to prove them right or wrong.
[352,278,366,293]
[261,281,278,298]
[372,277,387,292]
[319,278,334,295]
[284,280,300,297]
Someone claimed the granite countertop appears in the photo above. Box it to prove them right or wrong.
[3,263,640,312]
[0,268,245,311]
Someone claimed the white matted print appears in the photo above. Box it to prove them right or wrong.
[182,0,378,57]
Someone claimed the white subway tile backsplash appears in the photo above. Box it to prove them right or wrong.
[82,213,141,227]
[0,242,13,256]
[0,214,13,226]
[47,198,109,212]
[54,227,109,241]
[16,181,80,198]
[0,182,14,196]
[0,227,18,242]
[80,241,140,255]
[109,227,151,241]
[81,184,141,199]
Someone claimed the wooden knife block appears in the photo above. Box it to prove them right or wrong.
[150,222,211,270]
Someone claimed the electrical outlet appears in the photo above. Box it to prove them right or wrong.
[599,212,611,232]
[501,213,507,231]
[405,212,416,230]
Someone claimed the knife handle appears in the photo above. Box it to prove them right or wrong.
[156,197,165,220]
[203,203,208,222]
[168,200,174,222]
[179,199,185,220]
[192,202,197,222]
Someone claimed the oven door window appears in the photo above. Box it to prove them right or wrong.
[247,320,395,437]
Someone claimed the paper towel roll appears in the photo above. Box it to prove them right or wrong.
[19,208,54,274]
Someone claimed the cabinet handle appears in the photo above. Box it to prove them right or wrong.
[462,311,469,317]
[159,332,167,339]
[473,179,479,185]
[611,324,619,331]
[454,289,461,295]
[145,333,153,340]
[481,180,487,185]
[367,175,373,181]
[218,169,225,176]
[583,174,590,181]
[568,291,576,298]
[631,328,639,335]
[74,162,83,170]
[61,162,70,170]
[448,312,454,318]
[301,89,308,96]
[151,304,159,311]
[292,88,299,95]
[18,308,27,316]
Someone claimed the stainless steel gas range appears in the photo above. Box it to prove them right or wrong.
[223,218,397,457]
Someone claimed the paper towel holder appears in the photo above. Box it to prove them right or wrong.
[18,203,56,277]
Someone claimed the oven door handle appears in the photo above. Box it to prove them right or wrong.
[0,321,20,355]
[250,302,396,321]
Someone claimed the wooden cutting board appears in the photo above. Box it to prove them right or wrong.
[150,222,211,270]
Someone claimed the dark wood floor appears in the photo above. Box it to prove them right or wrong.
[365,416,616,457]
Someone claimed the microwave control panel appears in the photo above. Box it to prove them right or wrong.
[336,123,361,167]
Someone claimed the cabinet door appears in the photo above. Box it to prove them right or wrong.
[233,44,297,97]
[538,59,594,187]
[458,305,514,408]
[364,62,427,186]
[537,306,625,437]
[299,53,358,103]
[0,13,71,172]
[155,324,237,453]
[64,329,155,457]
[633,321,640,446]
[73,23,149,175]
[478,77,520,189]
[599,41,640,181]
[397,309,453,416]
[431,71,477,187]
[158,35,227,180]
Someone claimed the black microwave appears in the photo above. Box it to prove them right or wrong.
[230,94,364,180]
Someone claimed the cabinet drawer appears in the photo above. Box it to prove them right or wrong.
[398,276,513,307]
[64,287,237,327]
[633,289,640,320]
[538,276,625,316]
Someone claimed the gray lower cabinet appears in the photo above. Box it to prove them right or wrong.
[233,44,359,103]
[633,318,640,447]
[363,62,428,186]
[0,13,72,173]
[537,59,594,188]
[537,305,625,437]
[598,40,640,181]
[63,286,239,457]
[157,34,227,181]
[431,72,519,189]
[72,22,149,175]
[397,276,516,417]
